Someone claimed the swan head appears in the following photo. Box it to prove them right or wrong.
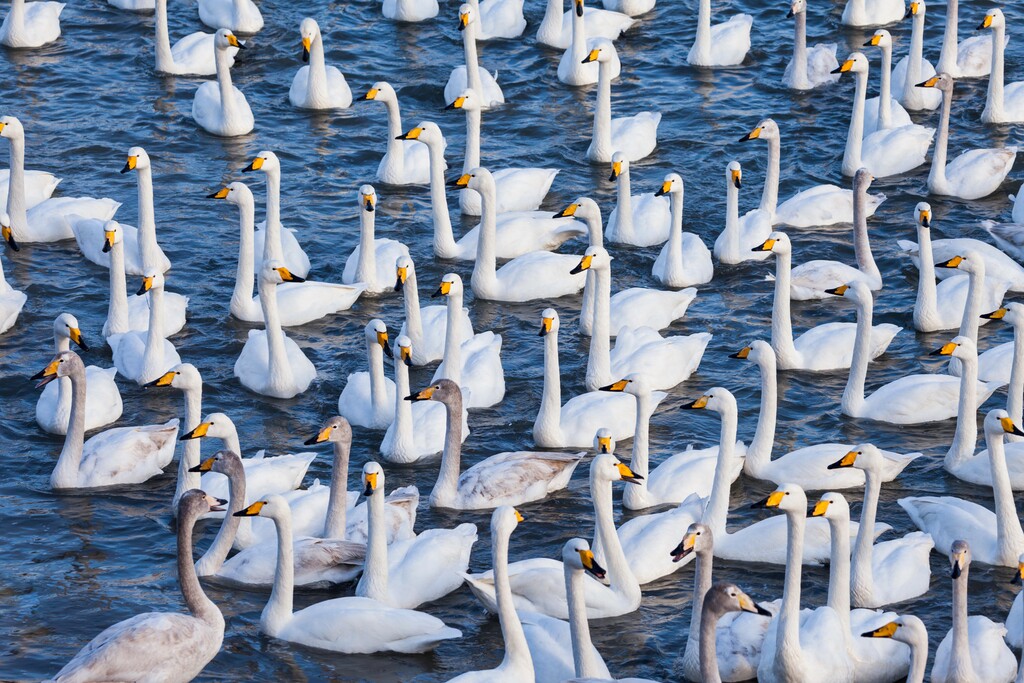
[980,8,1004,30]
[364,81,396,103]
[985,408,1024,440]
[936,249,984,277]
[570,245,611,275]
[809,491,850,521]
[591,453,643,485]
[491,505,524,538]
[916,72,953,92]
[680,387,737,416]
[593,427,614,455]
[53,313,87,351]
[365,319,393,357]
[930,335,977,362]
[752,231,790,256]
[407,378,461,404]
[705,583,772,618]
[395,255,415,291]
[670,522,712,563]
[654,173,683,198]
[752,482,807,514]
[446,88,481,112]
[726,161,741,189]
[243,150,280,174]
[180,412,236,442]
[304,415,353,446]
[562,539,607,580]
[360,184,377,213]
[398,121,444,145]
[458,4,477,31]
[853,167,875,192]
[234,494,289,520]
[827,443,885,472]
[180,490,227,519]
[100,220,122,253]
[581,37,616,65]
[863,29,892,50]
[949,539,970,579]
[214,28,243,51]
[396,334,413,365]
[121,146,151,174]
[730,340,773,368]
[144,363,202,391]
[0,116,25,141]
[557,197,600,226]
[362,461,385,497]
[609,152,628,181]
[982,301,1024,327]
[207,181,253,207]
[787,0,805,18]
[906,0,925,18]
[0,212,15,251]
[137,270,166,296]
[299,18,320,61]
[914,202,931,229]
[31,350,83,388]
[598,373,648,397]
[451,167,495,193]
[824,279,871,306]
[259,259,305,285]
[539,307,560,337]
[739,118,780,143]
[188,449,242,477]
[861,615,928,646]
[433,272,464,299]
[831,52,869,76]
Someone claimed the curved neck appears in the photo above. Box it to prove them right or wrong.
[851,468,881,601]
[987,25,1006,118]
[591,469,639,599]
[441,291,465,384]
[770,250,799,360]
[852,189,878,280]
[471,178,499,295]
[356,208,377,284]
[323,439,351,538]
[107,240,131,336]
[929,86,952,189]
[305,35,330,108]
[263,511,295,636]
[567,565,602,677]
[231,195,257,317]
[173,386,204,508]
[915,226,938,321]
[878,46,893,129]
[361,486,390,601]
[938,0,960,74]
[701,406,739,533]
[463,108,482,172]
[614,168,635,240]
[825,513,852,633]
[494,528,532,671]
[1008,323,1024,427]
[425,139,457,258]
[432,396,464,506]
[51,366,87,488]
[988,428,1024,563]
[747,353,778,472]
[692,0,712,62]
[383,99,405,167]
[154,0,174,72]
[791,12,808,88]
[263,168,284,263]
[843,69,869,175]
[777,509,807,668]
[259,280,294,391]
[761,136,781,215]
[841,296,872,415]
[5,132,26,232]
[462,23,483,97]
[178,509,222,627]
[195,462,245,575]
[591,62,613,157]
[946,348,980,468]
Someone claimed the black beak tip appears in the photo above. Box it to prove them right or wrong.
[102,240,112,253]
[76,340,89,352]
[119,164,131,174]
[363,484,373,497]
[303,436,318,446]
[575,3,583,15]
[830,66,843,74]
[7,236,19,252]
[187,464,204,472]
[755,604,771,616]
[654,188,666,197]
[302,48,310,62]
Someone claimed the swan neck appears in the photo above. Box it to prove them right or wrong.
[367,343,389,416]
[141,285,166,376]
[791,12,808,87]
[905,14,925,100]
[938,0,959,73]
[687,547,714,665]
[493,527,532,670]
[323,439,350,538]
[747,352,778,472]
[614,169,635,240]
[567,566,600,677]
[264,510,295,635]
[425,139,457,258]
[259,279,294,392]
[306,35,329,107]
[762,136,781,215]
[173,386,204,509]
[52,364,87,488]
[360,487,390,601]
[915,226,938,323]
[852,187,878,279]
[432,396,464,506]
[930,86,952,188]
[216,46,237,122]
[825,514,852,627]
[441,290,464,385]
[231,194,257,317]
[947,346,979,468]
[462,23,483,97]
[841,294,872,415]
[463,108,482,172]
[536,325,562,439]
[585,263,612,390]
[851,468,881,600]
[383,99,404,164]
[392,349,415,451]
[1008,322,1024,426]
[6,132,26,231]
[692,0,712,62]
[178,507,222,627]
[591,63,613,157]
[154,0,174,71]
[698,597,724,683]
[778,509,807,665]
[356,208,377,284]
[263,168,284,263]
[987,25,1006,118]
[843,69,868,175]
[950,561,973,677]
[770,249,799,361]
[401,270,424,343]
[958,263,985,341]
[106,239,130,336]
[196,461,245,576]
[722,179,740,258]
[878,45,893,128]
[470,176,499,296]
[590,466,639,596]
[702,403,739,533]
[987,427,1024,563]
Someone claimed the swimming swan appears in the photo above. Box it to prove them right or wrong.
[342,185,410,294]
[535,0,634,49]
[605,152,670,246]
[241,151,312,278]
[890,0,941,110]
[698,583,773,683]
[338,319,396,429]
[936,0,1001,78]
[584,39,660,162]
[652,173,713,288]
[198,0,262,33]
[0,242,25,334]
[396,255,473,365]
[980,9,1024,123]
[783,0,838,90]
[192,29,253,136]
[559,0,621,86]
[111,270,183,385]
[289,18,352,110]
[365,82,432,185]
[154,0,237,76]
[713,161,772,264]
[687,0,752,67]
[0,0,62,47]
[444,5,504,108]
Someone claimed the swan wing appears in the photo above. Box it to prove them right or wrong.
[898,495,997,559]
[490,251,588,301]
[861,124,935,178]
[943,147,1017,200]
[610,112,661,162]
[556,390,665,447]
[78,419,179,487]
[520,611,611,681]
[608,287,696,331]
[384,524,477,608]
[453,450,584,509]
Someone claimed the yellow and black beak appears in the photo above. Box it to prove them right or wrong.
[738,126,762,142]
[599,379,629,392]
[918,208,930,228]
[180,421,212,441]
[301,35,311,62]
[825,284,849,297]
[609,160,622,182]
[578,549,606,580]
[654,180,672,197]
[101,228,116,253]
[406,386,436,402]
[831,58,855,74]
[864,33,882,47]
[917,75,940,88]
[363,471,378,497]
[730,346,751,360]
[670,532,698,563]
[364,87,379,101]
[937,255,964,269]
[400,344,412,366]
[449,173,472,188]
[752,237,776,253]
[143,370,177,389]
[31,358,61,388]
[227,33,243,49]
[137,276,154,296]
[751,490,786,509]
[432,280,452,298]
[615,461,644,484]
[931,341,958,357]
[458,11,469,31]
[2,222,19,252]
[539,316,554,337]
[596,434,612,453]
[554,203,579,219]
[243,156,265,173]
[397,127,423,141]
[570,254,593,275]
[445,96,466,111]
[810,498,831,517]
[731,169,741,189]
[1012,561,1024,585]
[363,193,375,212]
[951,557,963,579]
[574,0,584,16]
[376,330,393,358]
[233,501,266,517]
[275,266,305,283]
[1000,416,1024,437]
[582,47,599,64]
[68,327,88,351]
[979,13,994,30]
[905,1,918,17]
[188,456,218,473]
[304,425,333,446]
[863,621,899,639]
[982,307,1007,320]
[395,266,408,292]
[207,186,230,200]
[739,593,773,617]
[681,395,709,410]
[121,155,137,174]
[828,450,858,470]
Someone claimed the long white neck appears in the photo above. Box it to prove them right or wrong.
[425,139,458,258]
[777,508,808,676]
[700,405,739,534]
[878,45,893,129]
[614,167,636,241]
[392,357,415,454]
[988,427,1024,564]
[683,545,715,677]
[622,391,654,509]
[323,439,351,538]
[154,0,175,72]
[591,468,640,603]
[230,195,257,318]
[401,271,424,346]
[262,510,295,637]
[746,352,778,475]
[470,175,499,295]
[949,563,976,680]
[494,526,532,672]
[106,239,131,336]
[842,68,869,176]
[52,336,72,426]
[305,34,331,109]
[441,290,466,385]
[462,22,483,98]
[987,24,1006,119]
[1008,322,1024,432]
[590,61,613,159]
[7,0,25,32]
[5,131,26,234]
[173,385,204,509]
[141,284,166,374]
[382,99,405,172]
[825,511,852,637]
[535,326,562,441]
[584,263,612,391]
[905,12,926,101]
[567,563,601,677]
[366,341,389,417]
[946,348,980,469]
[852,188,879,281]
[135,166,161,273]
[578,215,603,336]
[539,0,562,38]
[178,507,224,629]
[851,466,881,605]
[356,208,377,284]
[431,395,464,507]
[50,365,87,489]
[929,86,952,190]
[770,249,799,362]
[958,264,986,342]
[790,11,809,89]
[937,0,960,74]
[195,460,245,576]
[914,225,938,324]
[722,178,741,259]
[359,485,390,601]
[215,46,238,123]
[259,279,295,393]
[662,188,685,283]
[569,2,588,64]
[263,167,284,263]
[463,108,482,173]
[761,136,781,216]
[692,0,712,63]
[841,294,872,416]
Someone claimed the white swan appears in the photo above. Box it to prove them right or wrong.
[585,39,660,162]
[381,335,470,463]
[112,270,182,385]
[740,118,885,227]
[0,0,61,47]
[697,583,774,683]
[193,29,253,136]
[289,18,352,110]
[941,252,1011,381]
[383,0,438,22]
[783,0,839,90]
[920,73,1017,199]
[154,0,236,76]
[49,491,224,682]
[396,255,473,365]
[141,363,204,511]
[448,89,557,215]
[861,616,929,683]
[236,495,461,653]
[33,351,178,490]
[714,161,773,264]
[862,31,914,132]
[840,0,903,28]
[431,273,505,409]
[1005,556,1024,649]
[825,446,934,607]
[0,168,57,211]
[835,53,933,178]
[605,152,670,246]
[365,82,432,185]
[338,319,396,429]
[0,240,25,334]
[410,380,583,510]
[459,169,587,302]
[533,309,662,449]
[733,341,922,490]
[466,0,526,40]
[444,5,504,108]
[198,0,262,33]
[535,0,634,49]
[931,540,1018,682]
[234,261,316,399]
[36,313,122,435]
[687,0,752,67]
[891,0,942,110]
[980,10,1024,123]
[0,116,119,246]
[936,0,1001,79]
[901,409,1024,566]
[559,0,620,86]
[897,230,1024,291]
[756,234,900,371]
[342,185,409,294]
[241,151,312,278]
[981,303,1024,430]
[652,173,713,287]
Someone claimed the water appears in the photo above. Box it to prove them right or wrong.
[2,0,1024,680]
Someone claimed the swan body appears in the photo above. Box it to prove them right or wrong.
[338,320,397,429]
[384,0,439,22]
[445,5,505,108]
[687,0,752,67]
[783,0,839,90]
[396,255,473,365]
[536,0,634,49]
[0,0,62,48]
[465,0,525,39]
[559,0,621,86]
[586,40,660,162]
[890,0,942,110]
[981,10,1024,124]
[0,247,25,335]
[111,271,182,385]
[192,29,253,137]
[0,168,57,209]
[840,0,904,28]
[198,0,262,33]
[365,82,432,185]
[342,186,410,294]
[154,0,237,75]
[605,153,670,247]
[714,162,772,264]
[289,18,352,109]
[652,173,713,288]
[936,0,1002,79]
[898,235,1024,291]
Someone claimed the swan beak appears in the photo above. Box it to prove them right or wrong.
[121,155,137,174]
[740,594,772,617]
[931,341,958,356]
[449,173,472,188]
[1012,562,1024,585]
[458,11,469,30]
[681,395,709,410]
[582,48,599,64]
[809,499,831,517]
[243,156,264,173]
[906,1,918,17]
[609,161,621,181]
[828,450,858,469]
[951,558,962,579]
[730,346,751,360]
[143,370,177,388]
[916,76,940,88]
[731,169,742,189]
[918,209,931,227]
[397,127,423,141]
[982,307,1007,320]
[68,327,88,351]
[207,187,230,200]
[301,36,311,62]
[575,0,584,15]
[554,203,579,219]
[304,425,334,445]
[570,254,593,274]
[395,266,407,292]
[831,59,855,74]
[445,96,466,110]
[578,549,606,580]
[752,238,775,252]
[596,435,612,453]
[786,7,794,17]
[376,330,393,358]
[654,181,672,198]
[400,344,413,366]
[406,386,435,402]
[180,421,212,441]
[1,223,19,252]
[539,316,554,337]
[824,284,848,296]
[137,275,154,296]
[862,621,899,638]
[670,532,698,562]
[31,358,61,388]
[363,193,375,212]
[432,280,452,298]
[936,255,963,268]
[363,472,378,497]
[188,456,217,473]
[599,379,630,392]
[275,266,305,283]
[364,87,379,101]
[864,34,882,47]
[514,509,525,522]
[1001,416,1024,437]
[233,501,266,517]
[227,33,243,49]
[615,462,643,484]
[980,14,993,29]
[208,497,228,513]
[751,490,785,509]
[738,126,761,142]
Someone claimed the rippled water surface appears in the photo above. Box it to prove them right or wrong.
[4,0,1024,680]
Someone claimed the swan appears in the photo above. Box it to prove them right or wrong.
[141,363,206,511]
[920,73,1016,199]
[783,0,839,90]
[862,31,914,131]
[931,540,1018,682]
[235,495,461,653]
[444,5,504,108]
[198,0,262,33]
[459,169,587,302]
[598,0,651,16]
[535,0,634,49]
[381,335,470,463]
[463,453,642,619]
[36,313,122,435]
[559,0,620,86]
[396,255,473,365]
[840,0,903,29]
[941,252,1011,381]
[564,196,604,337]
[733,341,922,489]
[861,616,929,683]
[755,484,857,682]
[1006,555,1024,649]
[0,242,25,334]
[900,409,1024,566]
[431,273,505,409]
[33,351,178,490]
[891,0,942,110]
[100,221,187,344]
[210,182,364,325]
[981,303,1024,430]
[289,18,351,109]
[698,583,773,683]
[446,507,535,682]
[356,462,476,608]
[755,234,900,371]
[605,152,670,246]
[713,161,772,264]
[652,173,713,287]
[825,446,934,607]
[234,261,316,399]
[365,82,432,185]
[601,381,743,510]
[111,270,182,385]
[740,118,885,227]
[897,230,1024,291]
[466,0,526,40]
[241,151,312,278]
[980,10,1024,123]
[0,116,119,246]
[0,0,61,48]
[154,0,236,76]
[448,89,558,215]
[687,0,752,66]
[983,215,1024,265]
[409,380,583,510]
[585,39,660,162]
[49,491,224,682]
[810,492,912,683]
[936,0,1001,78]
[0,168,57,210]
[533,309,663,449]
[338,319,396,429]
[73,147,171,274]
[192,29,253,136]
[383,0,438,22]
[834,53,933,178]
[342,185,409,294]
